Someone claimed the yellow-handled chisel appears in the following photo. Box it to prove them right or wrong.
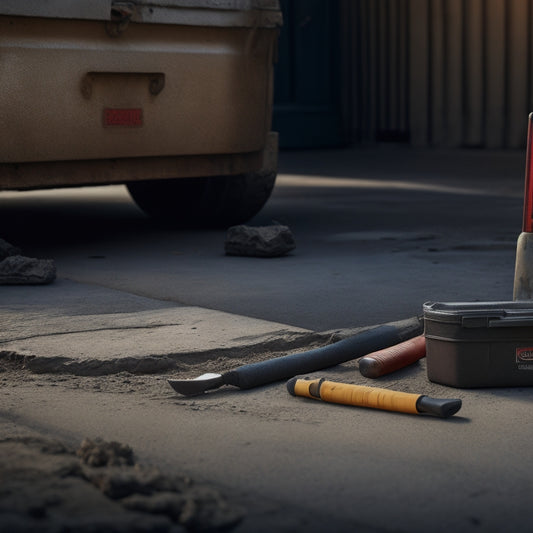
[287,377,462,418]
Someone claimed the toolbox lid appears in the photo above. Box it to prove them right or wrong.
[0,0,282,28]
[423,301,533,328]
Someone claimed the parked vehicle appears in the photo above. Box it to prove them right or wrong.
[0,0,281,227]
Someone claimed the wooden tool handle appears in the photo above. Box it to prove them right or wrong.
[319,380,421,414]
[288,378,420,414]
[287,378,462,418]
[358,335,426,378]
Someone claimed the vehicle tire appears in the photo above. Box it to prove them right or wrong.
[127,170,276,229]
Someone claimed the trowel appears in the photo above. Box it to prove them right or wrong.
[168,316,423,396]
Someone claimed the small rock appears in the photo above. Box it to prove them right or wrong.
[121,492,187,520]
[77,438,134,468]
[87,468,152,499]
[0,238,22,260]
[0,255,56,285]
[224,224,296,258]
[179,486,245,531]
[83,465,191,500]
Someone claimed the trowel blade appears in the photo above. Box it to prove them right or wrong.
[168,373,224,396]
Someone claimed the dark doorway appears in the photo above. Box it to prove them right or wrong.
[273,0,344,148]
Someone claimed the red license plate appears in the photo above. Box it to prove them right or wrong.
[103,108,143,127]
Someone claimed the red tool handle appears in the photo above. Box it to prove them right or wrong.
[358,335,426,378]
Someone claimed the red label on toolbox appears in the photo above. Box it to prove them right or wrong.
[516,347,533,362]
[103,108,143,127]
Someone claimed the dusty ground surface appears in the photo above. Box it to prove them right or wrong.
[0,337,447,533]
[0,263,385,532]
[0,430,245,533]
[1,359,248,532]
[0,330,324,532]
[0,333,458,532]
[5,309,533,533]
[3,147,533,532]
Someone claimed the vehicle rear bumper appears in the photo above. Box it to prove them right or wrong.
[0,14,278,164]
[0,132,278,190]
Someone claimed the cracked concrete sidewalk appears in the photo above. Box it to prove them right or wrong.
[0,279,336,377]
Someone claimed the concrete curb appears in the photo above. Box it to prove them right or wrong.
[1,279,345,376]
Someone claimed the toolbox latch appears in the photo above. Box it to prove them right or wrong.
[461,316,490,328]
[488,317,533,328]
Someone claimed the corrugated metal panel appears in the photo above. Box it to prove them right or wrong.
[342,0,533,148]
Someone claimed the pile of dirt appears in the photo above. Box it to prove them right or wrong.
[0,435,244,532]
[0,238,55,285]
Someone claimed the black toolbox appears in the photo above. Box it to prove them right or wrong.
[423,301,533,388]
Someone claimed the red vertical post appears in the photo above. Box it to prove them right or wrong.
[514,113,533,299]
[523,113,533,232]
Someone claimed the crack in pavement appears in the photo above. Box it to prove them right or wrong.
[0,323,185,344]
